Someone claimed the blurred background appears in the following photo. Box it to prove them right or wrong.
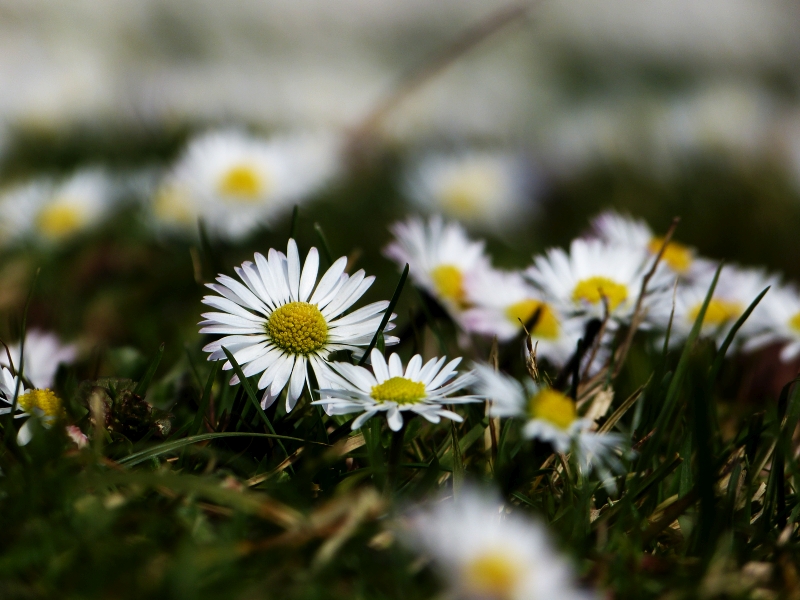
[1,0,800,385]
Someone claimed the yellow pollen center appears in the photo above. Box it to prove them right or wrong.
[440,170,497,217]
[464,552,523,598]
[529,388,577,430]
[153,184,194,224]
[17,389,64,419]
[35,203,85,239]
[217,164,267,202]
[370,377,426,405]
[648,237,693,273]
[266,302,328,355]
[789,312,800,333]
[505,299,560,340]
[431,264,465,305]
[689,298,743,327]
[572,276,628,311]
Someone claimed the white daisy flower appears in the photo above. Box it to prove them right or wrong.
[742,283,800,361]
[312,348,480,431]
[0,366,65,446]
[591,210,710,278]
[0,329,77,390]
[384,215,490,316]
[0,169,113,245]
[461,267,587,367]
[200,239,397,412]
[155,129,339,240]
[404,151,536,231]
[472,364,627,480]
[526,238,657,322]
[652,265,776,347]
[403,486,594,600]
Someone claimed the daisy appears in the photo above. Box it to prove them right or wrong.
[461,267,587,367]
[652,265,776,347]
[200,239,397,412]
[0,329,77,389]
[384,216,490,315]
[591,210,710,278]
[526,238,659,322]
[155,129,339,240]
[0,366,65,446]
[0,169,113,245]
[404,151,536,231]
[472,364,627,481]
[312,348,480,431]
[742,283,800,361]
[402,486,594,600]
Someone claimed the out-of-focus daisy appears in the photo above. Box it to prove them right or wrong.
[384,216,490,315]
[0,329,77,389]
[591,211,708,277]
[200,239,397,412]
[0,169,113,245]
[403,486,593,600]
[313,348,480,431]
[460,267,585,367]
[742,283,800,361]
[404,151,536,231]
[0,366,65,445]
[652,265,775,347]
[155,130,339,240]
[526,238,656,322]
[472,365,627,482]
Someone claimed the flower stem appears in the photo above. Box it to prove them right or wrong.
[385,422,407,494]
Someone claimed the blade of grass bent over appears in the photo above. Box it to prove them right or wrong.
[358,263,408,366]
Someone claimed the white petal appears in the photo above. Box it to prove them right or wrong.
[310,256,348,306]
[286,357,307,412]
[370,349,390,383]
[270,355,296,402]
[386,406,404,431]
[352,409,379,430]
[404,355,423,380]
[287,239,301,301]
[387,353,403,378]
[299,248,319,302]
[17,419,33,446]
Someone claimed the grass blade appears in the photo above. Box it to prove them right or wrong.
[358,263,408,366]
[133,343,165,397]
[189,361,220,436]
[313,222,334,266]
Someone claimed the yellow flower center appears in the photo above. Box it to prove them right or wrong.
[689,298,742,327]
[505,299,560,340]
[648,237,693,273]
[464,552,524,598]
[217,164,268,202]
[266,302,328,355]
[370,377,426,405]
[789,312,800,333]
[528,388,576,430]
[153,184,194,224]
[439,169,497,218]
[572,276,628,311]
[35,203,85,240]
[17,389,64,419]
[431,264,465,305]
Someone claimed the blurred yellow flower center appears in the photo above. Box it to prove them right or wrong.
[153,184,194,224]
[464,552,523,598]
[440,169,497,217]
[689,299,742,327]
[648,237,693,273]
[572,276,628,311]
[431,265,465,305]
[529,388,576,430]
[371,377,426,405]
[789,312,800,333]
[35,203,85,239]
[17,389,64,419]
[218,164,268,202]
[505,299,560,340]
[267,302,328,355]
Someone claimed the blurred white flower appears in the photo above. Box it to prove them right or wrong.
[404,151,536,231]
[0,366,65,446]
[0,169,114,245]
[402,485,594,600]
[741,283,800,361]
[0,329,77,390]
[200,239,397,412]
[155,130,340,240]
[384,215,491,317]
[313,348,480,431]
[526,238,659,322]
